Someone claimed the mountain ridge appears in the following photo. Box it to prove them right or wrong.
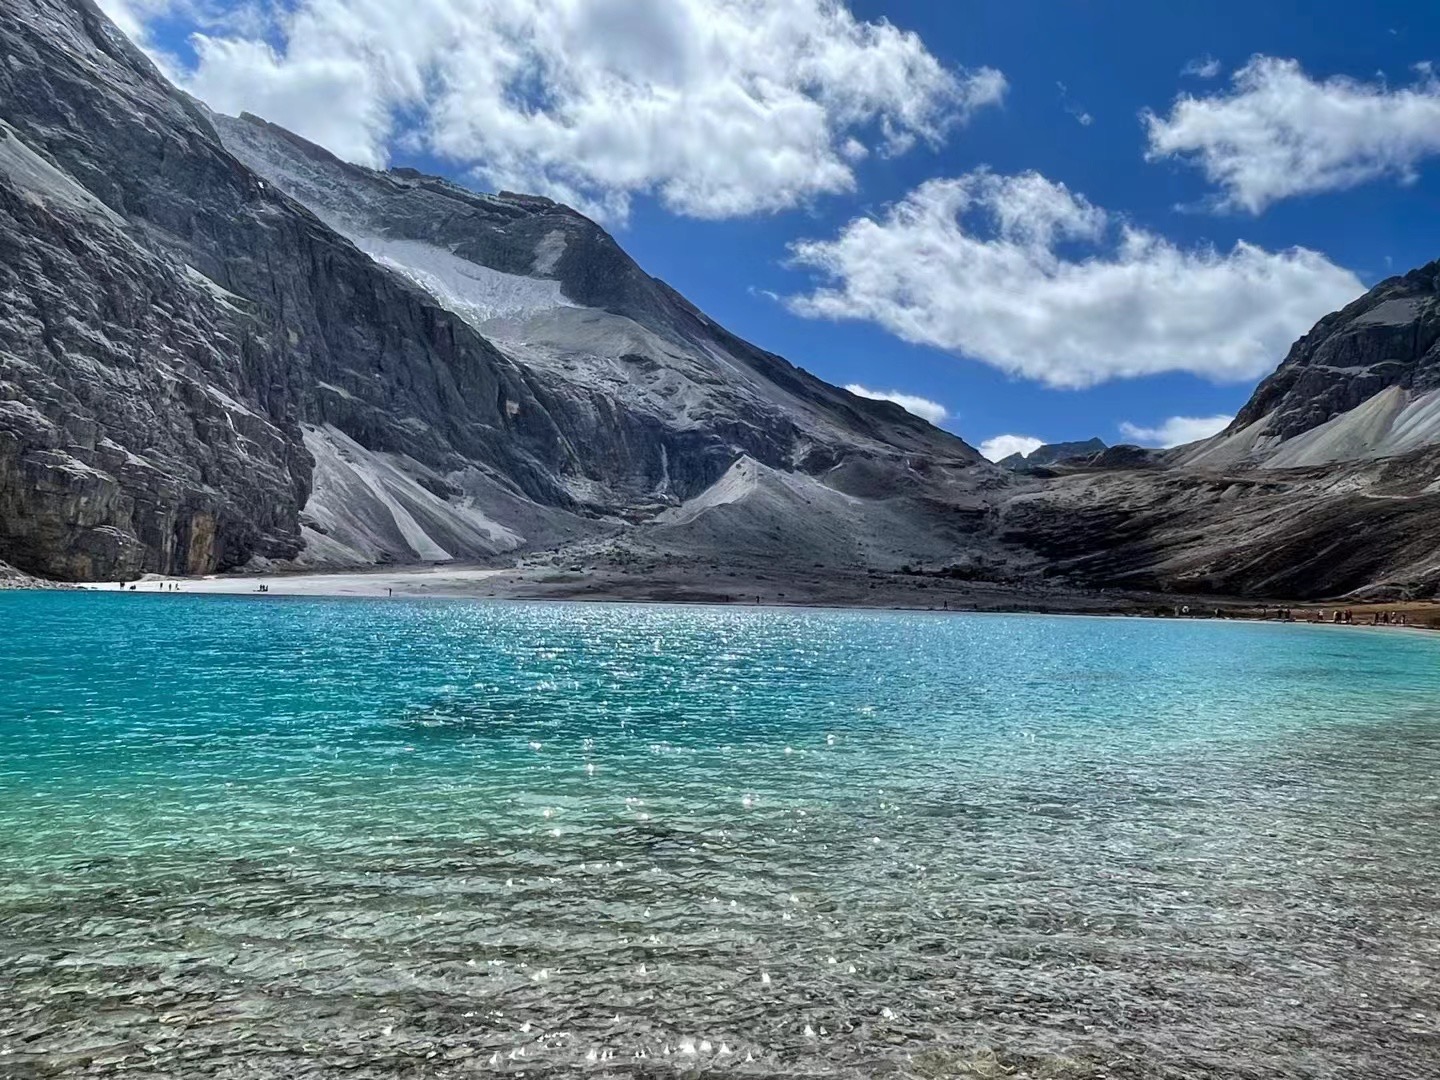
[0,0,990,582]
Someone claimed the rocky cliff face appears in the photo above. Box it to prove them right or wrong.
[1001,448,1440,599]
[1177,263,1440,470]
[0,0,586,577]
[0,0,986,581]
[1233,262,1440,439]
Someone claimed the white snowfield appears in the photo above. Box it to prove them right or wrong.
[216,112,577,327]
[350,233,576,326]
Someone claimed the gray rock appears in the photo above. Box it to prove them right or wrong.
[1229,263,1440,443]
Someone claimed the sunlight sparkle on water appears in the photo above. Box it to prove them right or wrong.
[2,593,1439,1077]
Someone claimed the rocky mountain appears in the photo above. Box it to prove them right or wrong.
[999,267,1440,600]
[1177,262,1440,470]
[0,0,987,582]
[997,438,1107,471]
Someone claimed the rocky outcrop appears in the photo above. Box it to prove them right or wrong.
[0,0,583,577]
[1176,263,1440,470]
[1001,446,1440,599]
[1231,262,1440,441]
[0,557,67,589]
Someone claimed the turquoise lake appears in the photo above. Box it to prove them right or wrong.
[2,591,1439,1078]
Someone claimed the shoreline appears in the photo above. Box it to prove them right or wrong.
[52,562,1440,629]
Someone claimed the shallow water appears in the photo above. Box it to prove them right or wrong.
[2,592,1439,1078]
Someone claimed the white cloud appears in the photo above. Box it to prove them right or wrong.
[1146,56,1440,212]
[146,0,1005,222]
[1182,55,1222,79]
[95,0,268,58]
[844,384,948,424]
[1056,81,1093,126]
[978,434,1044,462]
[96,0,150,39]
[787,169,1363,389]
[189,36,389,166]
[1119,414,1232,448]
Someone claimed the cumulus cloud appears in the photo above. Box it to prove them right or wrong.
[1182,55,1222,79]
[145,0,1006,221]
[786,169,1362,388]
[844,384,948,424]
[978,434,1044,462]
[189,36,389,166]
[1118,414,1232,448]
[1146,56,1440,212]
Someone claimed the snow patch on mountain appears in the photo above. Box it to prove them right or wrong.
[533,228,567,274]
[349,234,575,326]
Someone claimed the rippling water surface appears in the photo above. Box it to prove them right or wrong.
[3,592,1440,1078]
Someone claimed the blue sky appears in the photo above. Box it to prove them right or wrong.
[110,0,1440,457]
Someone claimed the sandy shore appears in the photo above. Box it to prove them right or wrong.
[79,565,511,597]
[70,561,1440,629]
[79,561,1156,611]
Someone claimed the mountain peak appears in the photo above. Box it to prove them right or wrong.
[998,438,1108,471]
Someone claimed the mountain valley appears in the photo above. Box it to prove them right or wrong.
[3,0,1440,608]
